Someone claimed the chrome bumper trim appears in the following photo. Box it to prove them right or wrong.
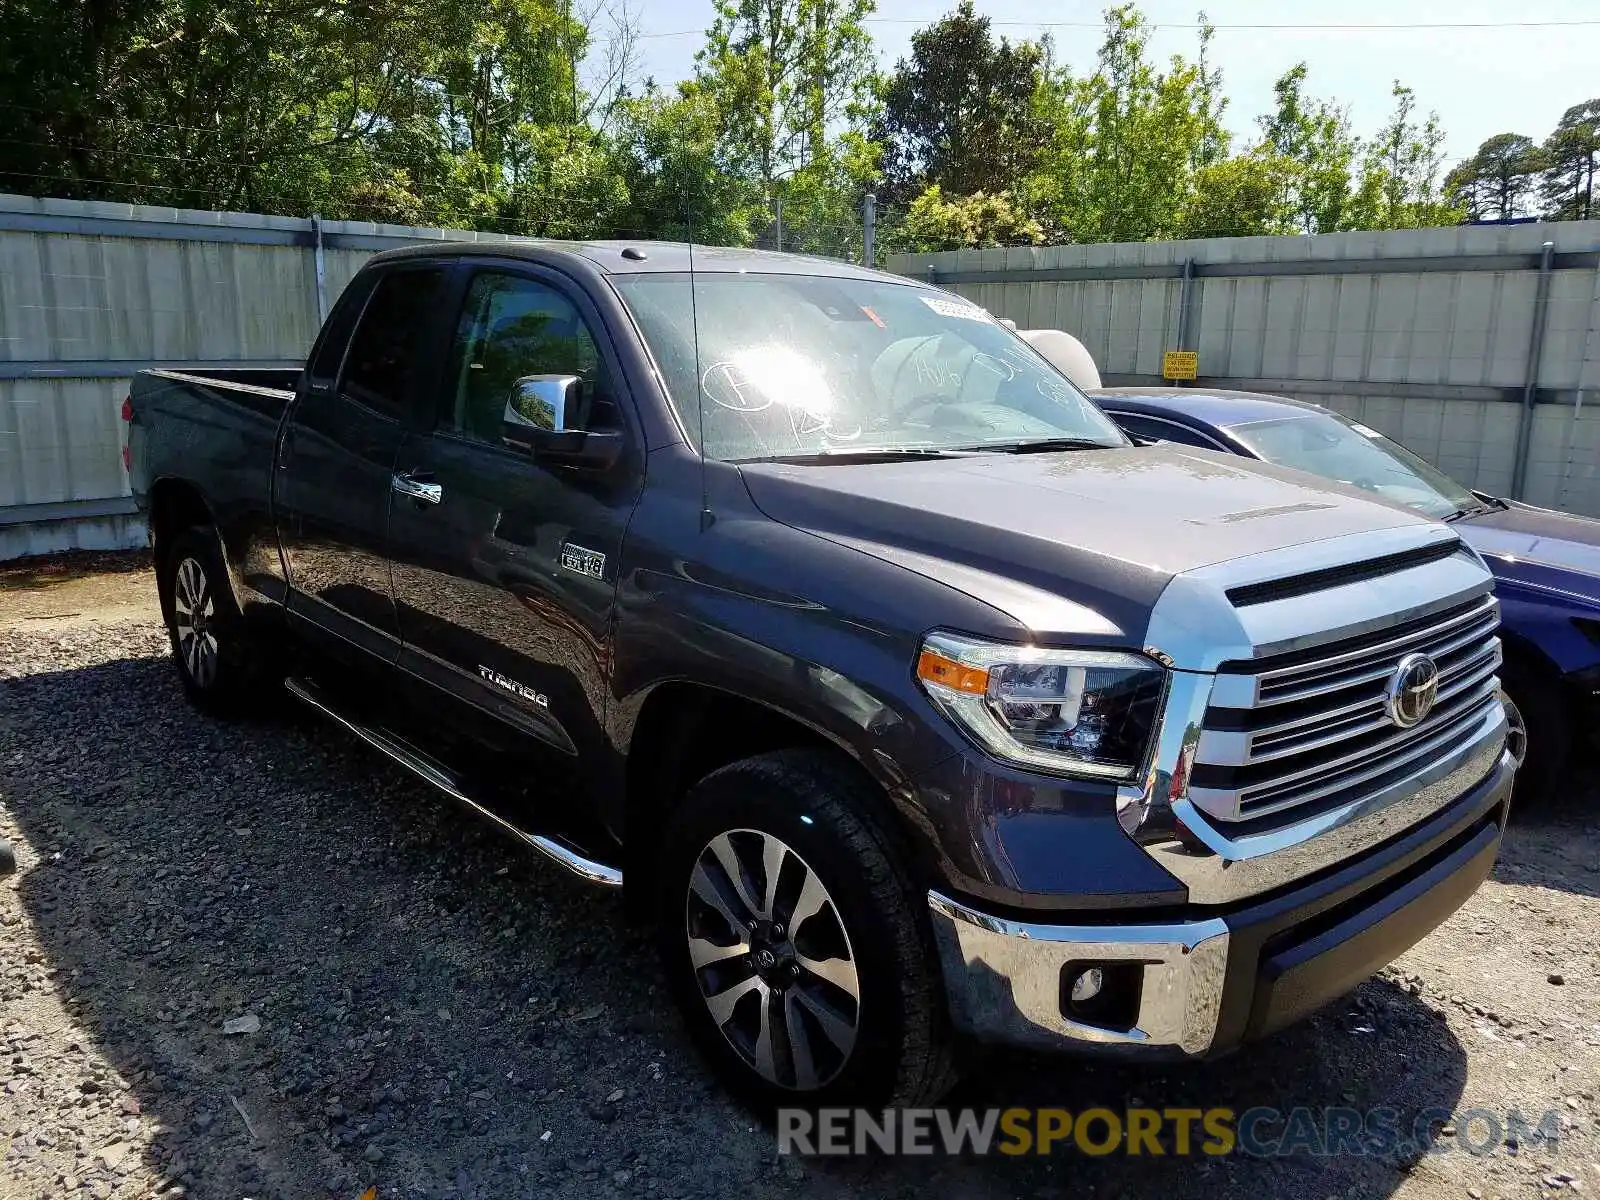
[927,891,1230,1056]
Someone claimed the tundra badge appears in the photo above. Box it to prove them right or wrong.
[478,666,550,708]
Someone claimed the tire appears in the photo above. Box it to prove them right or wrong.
[1500,662,1569,807]
[658,749,958,1111]
[158,527,266,715]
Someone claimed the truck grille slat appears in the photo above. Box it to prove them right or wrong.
[1253,595,1499,705]
[1237,690,1499,819]
[1244,642,1500,761]
[1191,587,1502,829]
[1238,664,1499,802]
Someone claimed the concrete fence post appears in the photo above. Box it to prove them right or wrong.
[312,214,329,323]
[1511,240,1556,501]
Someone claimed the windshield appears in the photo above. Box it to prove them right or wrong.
[1230,412,1479,520]
[611,272,1126,462]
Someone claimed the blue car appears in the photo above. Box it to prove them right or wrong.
[1095,387,1600,802]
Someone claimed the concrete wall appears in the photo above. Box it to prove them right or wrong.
[890,221,1600,516]
[4,197,1600,558]
[0,193,517,559]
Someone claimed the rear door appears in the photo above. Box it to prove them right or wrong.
[386,264,645,769]
[278,263,446,660]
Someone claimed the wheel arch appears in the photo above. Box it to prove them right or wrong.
[620,681,930,912]
[146,479,245,624]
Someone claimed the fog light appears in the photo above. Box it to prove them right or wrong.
[1070,967,1104,1004]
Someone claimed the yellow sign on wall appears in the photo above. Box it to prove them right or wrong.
[1162,350,1199,381]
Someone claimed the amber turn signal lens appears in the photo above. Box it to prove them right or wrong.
[917,649,989,695]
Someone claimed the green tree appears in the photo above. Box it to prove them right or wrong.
[1256,63,1360,234]
[1445,132,1544,221]
[609,82,765,244]
[1034,6,1229,243]
[1359,82,1461,229]
[1540,99,1600,220]
[0,0,590,224]
[873,1,1052,203]
[1176,152,1299,238]
[694,0,876,195]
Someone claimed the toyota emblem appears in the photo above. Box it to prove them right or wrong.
[1385,652,1440,728]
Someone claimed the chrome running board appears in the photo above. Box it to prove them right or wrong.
[284,677,623,888]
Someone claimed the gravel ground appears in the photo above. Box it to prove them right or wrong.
[1,559,1598,1200]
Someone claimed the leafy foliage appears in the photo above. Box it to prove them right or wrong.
[1256,64,1361,234]
[1446,134,1545,221]
[873,1,1052,204]
[1539,100,1600,222]
[890,185,1043,250]
[0,2,1594,252]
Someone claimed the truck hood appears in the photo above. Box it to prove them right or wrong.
[1460,500,1600,599]
[738,445,1437,642]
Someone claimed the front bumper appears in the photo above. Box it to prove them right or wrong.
[928,746,1513,1057]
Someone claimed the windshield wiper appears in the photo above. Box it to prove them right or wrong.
[1444,504,1492,522]
[734,447,975,465]
[954,437,1121,454]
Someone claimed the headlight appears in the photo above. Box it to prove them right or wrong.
[915,632,1166,779]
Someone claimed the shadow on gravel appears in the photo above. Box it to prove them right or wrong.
[796,976,1468,1199]
[2,649,1472,1200]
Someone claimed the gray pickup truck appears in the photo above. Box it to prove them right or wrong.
[127,241,1515,1107]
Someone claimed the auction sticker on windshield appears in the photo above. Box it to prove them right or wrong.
[921,295,992,322]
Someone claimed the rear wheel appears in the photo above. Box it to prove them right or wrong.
[658,749,957,1110]
[158,528,268,714]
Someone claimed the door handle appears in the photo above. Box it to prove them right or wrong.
[392,473,443,505]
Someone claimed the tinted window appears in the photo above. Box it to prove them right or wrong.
[306,273,377,387]
[1231,413,1478,519]
[442,272,606,443]
[1110,412,1222,449]
[340,268,444,415]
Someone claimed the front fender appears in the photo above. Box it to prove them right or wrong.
[606,452,1168,904]
[609,504,996,793]
[1494,576,1600,677]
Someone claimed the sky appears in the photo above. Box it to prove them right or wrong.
[625,0,1600,172]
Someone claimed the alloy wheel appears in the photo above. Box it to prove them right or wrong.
[173,556,219,688]
[684,828,861,1090]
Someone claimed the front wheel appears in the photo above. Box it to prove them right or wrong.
[659,749,957,1110]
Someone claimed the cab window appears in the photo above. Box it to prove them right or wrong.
[338,267,444,416]
[442,272,608,444]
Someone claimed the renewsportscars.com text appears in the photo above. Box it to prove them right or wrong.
[777,1106,1564,1157]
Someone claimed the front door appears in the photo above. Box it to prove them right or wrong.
[386,266,643,787]
[279,264,446,661]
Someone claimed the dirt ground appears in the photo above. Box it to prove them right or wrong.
[1,554,1597,1200]
[0,553,158,631]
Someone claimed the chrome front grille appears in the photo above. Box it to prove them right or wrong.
[1191,593,1502,826]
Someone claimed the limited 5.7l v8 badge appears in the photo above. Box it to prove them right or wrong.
[560,542,606,580]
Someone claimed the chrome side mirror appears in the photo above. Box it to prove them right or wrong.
[500,373,622,471]
[504,374,584,438]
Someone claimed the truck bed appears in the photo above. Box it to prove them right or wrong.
[144,366,302,398]
[127,367,300,557]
